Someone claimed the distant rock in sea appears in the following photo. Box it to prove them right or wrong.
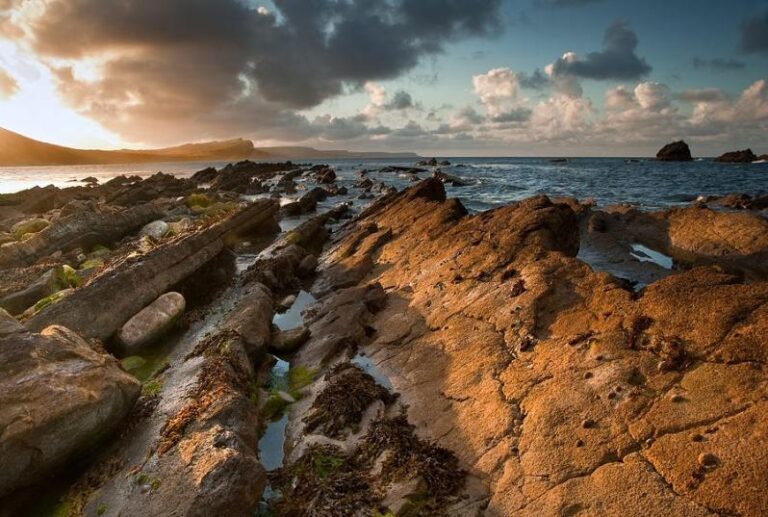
[715,149,758,163]
[656,140,693,161]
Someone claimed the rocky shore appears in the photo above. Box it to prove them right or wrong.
[1,160,767,516]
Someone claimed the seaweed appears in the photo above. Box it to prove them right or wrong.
[302,364,398,439]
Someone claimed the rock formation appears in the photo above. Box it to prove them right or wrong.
[714,149,758,163]
[656,141,693,161]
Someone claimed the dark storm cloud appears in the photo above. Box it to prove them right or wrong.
[14,0,502,142]
[535,0,607,7]
[692,57,746,70]
[517,69,549,89]
[741,8,768,54]
[551,20,652,80]
[384,90,415,111]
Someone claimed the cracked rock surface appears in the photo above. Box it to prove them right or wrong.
[300,178,768,516]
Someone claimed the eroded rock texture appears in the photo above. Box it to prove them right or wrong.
[305,178,768,516]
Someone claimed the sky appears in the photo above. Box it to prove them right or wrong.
[0,0,766,156]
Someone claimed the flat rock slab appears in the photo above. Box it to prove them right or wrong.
[116,291,186,353]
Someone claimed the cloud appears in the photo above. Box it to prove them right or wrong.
[742,9,768,54]
[676,88,727,103]
[384,90,415,111]
[516,68,549,90]
[6,0,502,143]
[549,20,652,80]
[692,57,746,70]
[535,0,607,7]
[0,68,17,98]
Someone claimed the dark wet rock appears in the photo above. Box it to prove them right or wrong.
[714,149,758,163]
[222,283,272,355]
[355,178,374,190]
[81,176,99,185]
[433,169,473,187]
[190,166,218,184]
[0,201,166,269]
[0,308,22,335]
[116,292,186,353]
[25,199,279,341]
[298,254,318,277]
[315,167,337,184]
[0,325,140,498]
[656,140,693,161]
[271,325,311,355]
[282,187,328,216]
[0,265,74,315]
[549,158,568,163]
[379,166,427,174]
[107,172,193,205]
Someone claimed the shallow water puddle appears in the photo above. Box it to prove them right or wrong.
[630,243,674,270]
[351,353,393,390]
[258,356,290,472]
[273,290,316,331]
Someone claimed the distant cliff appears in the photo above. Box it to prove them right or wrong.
[0,127,419,166]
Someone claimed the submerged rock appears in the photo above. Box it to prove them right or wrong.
[656,140,693,161]
[116,292,186,353]
[0,325,140,497]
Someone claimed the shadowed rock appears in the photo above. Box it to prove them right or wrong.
[0,325,140,498]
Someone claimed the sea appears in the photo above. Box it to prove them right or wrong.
[1,157,766,212]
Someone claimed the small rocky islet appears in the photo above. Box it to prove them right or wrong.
[0,151,767,516]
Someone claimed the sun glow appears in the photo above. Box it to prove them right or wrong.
[0,40,121,149]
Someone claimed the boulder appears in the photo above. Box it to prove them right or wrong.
[0,325,140,497]
[0,201,166,269]
[0,266,71,315]
[0,308,22,335]
[116,292,186,353]
[656,140,693,161]
[11,218,49,240]
[270,325,311,355]
[315,168,337,184]
[139,220,171,239]
[433,169,472,187]
[714,149,758,163]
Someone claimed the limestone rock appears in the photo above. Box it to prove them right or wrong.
[139,220,171,239]
[116,292,186,352]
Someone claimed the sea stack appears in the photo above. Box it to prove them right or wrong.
[656,140,693,161]
[715,149,758,163]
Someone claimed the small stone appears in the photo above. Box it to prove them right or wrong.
[607,391,616,400]
[670,393,685,403]
[697,453,719,470]
[583,372,593,379]
[645,438,654,447]
[576,439,585,447]
[582,419,596,429]
[139,220,170,239]
[690,434,705,443]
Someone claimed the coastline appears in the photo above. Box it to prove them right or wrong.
[0,159,767,515]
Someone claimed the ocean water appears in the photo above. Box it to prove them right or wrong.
[1,157,766,211]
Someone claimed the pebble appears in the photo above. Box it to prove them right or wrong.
[690,433,705,442]
[583,371,593,379]
[670,393,685,403]
[581,419,596,429]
